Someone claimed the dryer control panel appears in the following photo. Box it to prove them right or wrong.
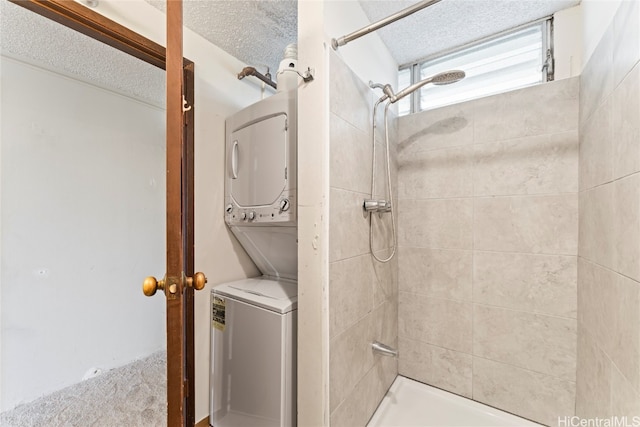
[225,191,295,225]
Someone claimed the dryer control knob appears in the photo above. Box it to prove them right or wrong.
[248,211,256,221]
[225,204,233,213]
[280,199,290,212]
[240,212,247,220]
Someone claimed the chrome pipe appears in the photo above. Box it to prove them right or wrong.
[331,0,442,50]
[372,341,398,358]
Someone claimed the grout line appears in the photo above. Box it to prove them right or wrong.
[578,257,640,286]
[396,245,577,257]
[471,355,576,384]
[398,336,576,385]
[396,192,579,202]
[398,291,578,321]
[579,169,640,193]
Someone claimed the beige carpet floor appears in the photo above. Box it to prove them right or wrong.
[0,351,167,427]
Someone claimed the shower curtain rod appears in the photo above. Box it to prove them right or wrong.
[331,0,442,50]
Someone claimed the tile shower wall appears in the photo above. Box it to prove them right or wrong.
[328,52,399,427]
[397,78,580,426]
[576,0,640,419]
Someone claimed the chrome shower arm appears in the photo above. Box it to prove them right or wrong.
[391,77,434,103]
[331,0,442,50]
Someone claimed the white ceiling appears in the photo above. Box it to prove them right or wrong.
[0,0,166,107]
[147,0,580,73]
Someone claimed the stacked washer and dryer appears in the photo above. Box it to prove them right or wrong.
[210,46,298,427]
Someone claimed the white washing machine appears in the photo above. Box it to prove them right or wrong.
[210,277,297,427]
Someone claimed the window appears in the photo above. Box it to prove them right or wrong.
[398,19,553,115]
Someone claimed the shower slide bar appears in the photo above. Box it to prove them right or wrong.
[331,0,442,50]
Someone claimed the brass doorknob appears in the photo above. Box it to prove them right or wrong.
[187,272,207,290]
[143,276,165,296]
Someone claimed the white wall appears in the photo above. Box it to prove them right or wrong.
[297,1,330,423]
[0,57,167,410]
[91,1,265,421]
[581,0,622,64]
[1,0,263,420]
[324,0,398,91]
[554,5,583,79]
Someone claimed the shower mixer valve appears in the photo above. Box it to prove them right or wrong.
[363,199,392,213]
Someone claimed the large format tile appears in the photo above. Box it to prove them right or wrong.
[473,357,576,426]
[330,355,396,427]
[370,300,399,358]
[329,52,371,133]
[575,328,612,418]
[473,131,578,196]
[611,363,640,418]
[610,273,640,393]
[612,63,640,179]
[329,188,370,262]
[613,173,640,282]
[399,337,473,398]
[329,255,374,339]
[398,145,474,199]
[398,292,472,353]
[398,247,472,301]
[577,259,616,359]
[398,338,473,398]
[397,102,474,157]
[579,97,614,191]
[474,78,579,144]
[578,185,615,268]
[329,299,399,414]
[329,314,375,413]
[474,194,578,255]
[473,305,577,381]
[370,208,394,254]
[473,251,577,318]
[372,252,398,307]
[330,112,372,194]
[398,198,473,249]
[580,25,614,125]
[613,0,640,87]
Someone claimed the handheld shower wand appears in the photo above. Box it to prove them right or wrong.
[365,69,465,263]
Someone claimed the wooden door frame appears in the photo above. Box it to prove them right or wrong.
[8,1,196,425]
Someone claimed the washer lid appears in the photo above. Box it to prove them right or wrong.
[212,277,297,314]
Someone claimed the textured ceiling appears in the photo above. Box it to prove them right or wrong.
[359,0,581,66]
[146,0,579,73]
[2,0,581,104]
[0,1,165,108]
[146,0,297,76]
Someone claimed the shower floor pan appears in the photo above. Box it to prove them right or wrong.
[367,376,542,427]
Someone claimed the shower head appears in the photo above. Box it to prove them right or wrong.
[381,69,466,103]
[431,70,466,85]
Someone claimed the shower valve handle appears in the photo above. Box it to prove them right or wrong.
[363,199,380,212]
[363,199,391,213]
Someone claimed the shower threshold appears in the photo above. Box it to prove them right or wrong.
[367,376,543,427]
